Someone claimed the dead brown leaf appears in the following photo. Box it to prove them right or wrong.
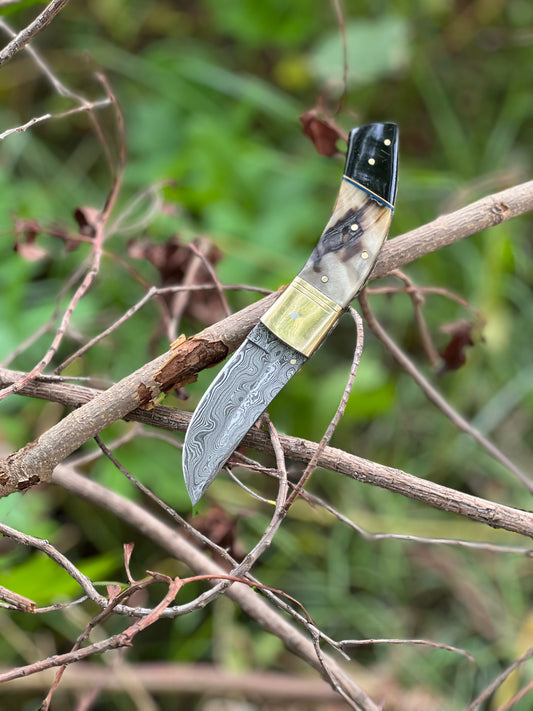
[299,109,348,156]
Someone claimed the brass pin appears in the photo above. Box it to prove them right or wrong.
[368,158,375,165]
[361,251,369,259]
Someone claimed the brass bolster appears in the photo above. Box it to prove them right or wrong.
[260,277,342,357]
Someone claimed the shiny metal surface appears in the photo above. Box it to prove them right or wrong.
[183,323,306,504]
[260,277,342,356]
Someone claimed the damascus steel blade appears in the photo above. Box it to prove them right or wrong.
[183,323,306,505]
[182,122,399,504]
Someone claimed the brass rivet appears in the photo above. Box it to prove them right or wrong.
[321,275,328,283]
[384,139,391,146]
[368,158,375,165]
[361,251,369,259]
[290,358,297,365]
[350,223,358,231]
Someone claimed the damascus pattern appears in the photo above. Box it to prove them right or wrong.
[183,323,307,504]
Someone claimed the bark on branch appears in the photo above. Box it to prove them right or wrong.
[0,292,280,495]
[53,464,379,711]
[0,180,532,503]
[371,179,533,278]
[1,366,532,539]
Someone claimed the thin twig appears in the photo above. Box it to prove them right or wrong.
[304,489,533,557]
[187,240,231,317]
[0,522,108,608]
[331,0,349,111]
[0,99,111,141]
[285,306,365,509]
[168,237,228,341]
[55,288,159,373]
[358,290,533,493]
[311,627,361,711]
[105,181,172,237]
[368,284,474,311]
[0,16,90,101]
[51,463,380,710]
[341,637,475,663]
[497,679,533,711]
[0,0,73,68]
[389,269,441,367]
[2,365,533,539]
[466,644,533,710]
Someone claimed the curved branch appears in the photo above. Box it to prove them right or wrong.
[0,292,280,495]
[0,180,532,502]
[0,0,72,68]
[371,179,533,278]
[1,366,532,539]
[52,464,379,711]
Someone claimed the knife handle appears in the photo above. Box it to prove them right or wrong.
[299,122,398,305]
[261,122,398,357]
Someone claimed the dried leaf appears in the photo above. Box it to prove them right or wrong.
[74,206,101,238]
[123,541,135,584]
[14,241,48,261]
[189,504,245,562]
[439,320,475,374]
[13,219,48,261]
[299,109,347,156]
[128,235,226,325]
[107,584,122,600]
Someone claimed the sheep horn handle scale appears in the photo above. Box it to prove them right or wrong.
[182,123,399,505]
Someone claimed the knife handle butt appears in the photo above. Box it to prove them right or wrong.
[344,122,398,207]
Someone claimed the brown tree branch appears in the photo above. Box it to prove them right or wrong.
[0,0,72,67]
[0,180,532,508]
[1,365,532,539]
[0,662,350,705]
[0,292,280,495]
[52,464,379,711]
[370,179,533,279]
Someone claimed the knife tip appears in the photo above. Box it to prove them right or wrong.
[183,449,215,506]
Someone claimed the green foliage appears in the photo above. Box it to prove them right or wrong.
[1,551,116,603]
[0,0,46,17]
[0,0,532,708]
[310,15,411,86]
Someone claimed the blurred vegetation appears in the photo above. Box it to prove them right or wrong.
[0,1,532,709]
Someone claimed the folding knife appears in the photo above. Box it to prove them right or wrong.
[183,123,399,504]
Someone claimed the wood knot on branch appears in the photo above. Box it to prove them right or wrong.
[490,201,510,222]
[17,474,41,491]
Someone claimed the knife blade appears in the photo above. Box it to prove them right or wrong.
[183,122,399,504]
